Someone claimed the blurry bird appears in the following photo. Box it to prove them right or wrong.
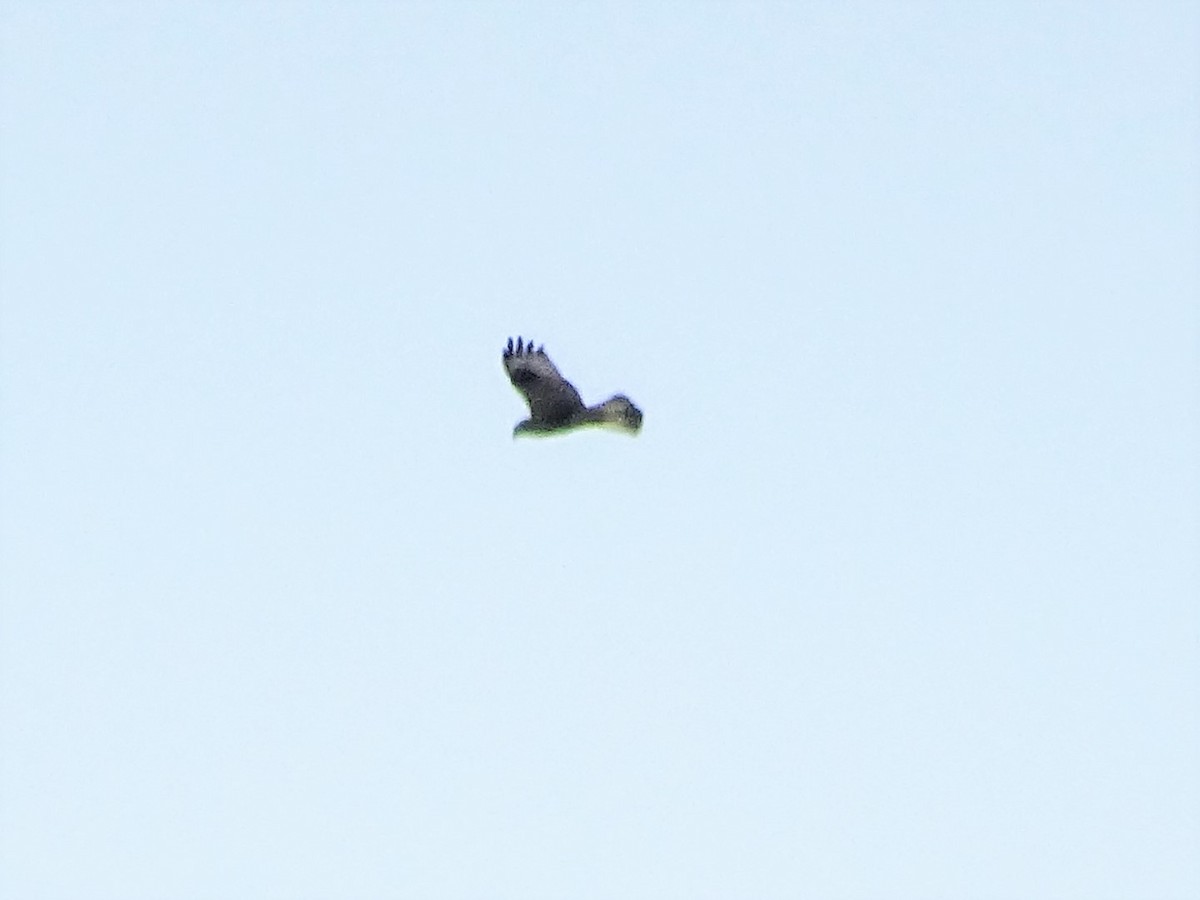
[502,337,643,438]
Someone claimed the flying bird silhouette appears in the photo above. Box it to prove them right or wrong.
[503,337,643,437]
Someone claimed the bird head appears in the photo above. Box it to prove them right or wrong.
[598,395,643,434]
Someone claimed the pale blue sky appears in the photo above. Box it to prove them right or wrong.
[1,2,1197,898]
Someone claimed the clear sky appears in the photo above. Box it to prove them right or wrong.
[1,3,1197,898]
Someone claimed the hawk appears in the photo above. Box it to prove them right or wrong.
[503,337,643,437]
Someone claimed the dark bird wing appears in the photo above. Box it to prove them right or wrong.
[503,337,585,424]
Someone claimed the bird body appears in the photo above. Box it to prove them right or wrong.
[503,337,643,437]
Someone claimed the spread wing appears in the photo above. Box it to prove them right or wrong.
[503,336,585,425]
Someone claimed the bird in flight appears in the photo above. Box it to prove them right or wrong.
[503,337,643,438]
